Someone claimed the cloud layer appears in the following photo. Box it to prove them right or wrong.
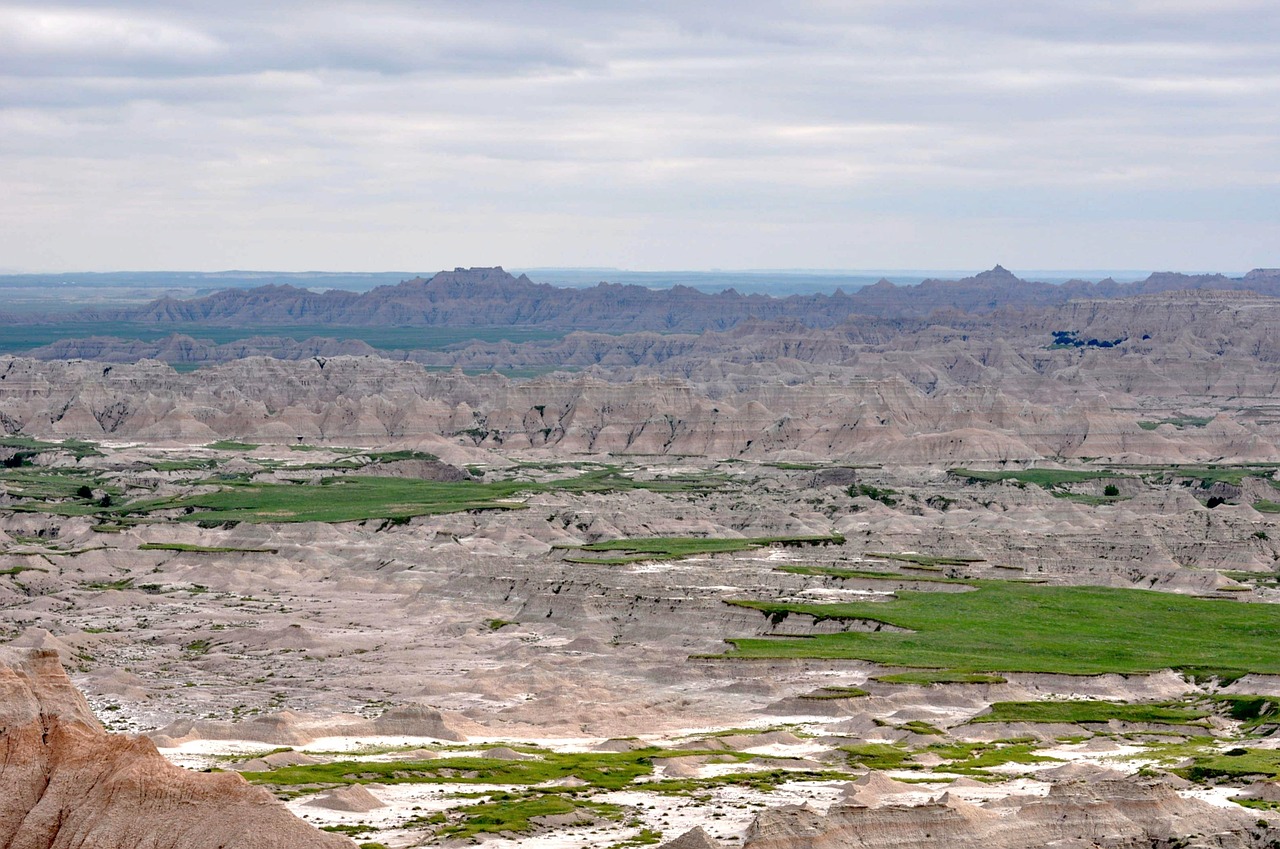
[1,1,1276,272]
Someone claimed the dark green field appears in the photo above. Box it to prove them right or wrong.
[119,469,727,525]
[971,700,1209,725]
[725,580,1280,679]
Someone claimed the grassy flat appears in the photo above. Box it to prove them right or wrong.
[725,581,1280,678]
[971,700,1208,725]
[246,747,679,789]
[84,468,727,525]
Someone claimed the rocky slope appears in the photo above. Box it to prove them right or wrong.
[0,647,351,849]
[742,777,1269,849]
[14,290,1280,422]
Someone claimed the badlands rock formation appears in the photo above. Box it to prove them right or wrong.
[0,647,351,849]
[3,321,1280,463]
[3,266,1280,847]
[744,778,1266,849]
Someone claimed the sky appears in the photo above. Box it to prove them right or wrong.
[1,1,1277,273]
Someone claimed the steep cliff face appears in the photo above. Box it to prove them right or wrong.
[0,648,351,849]
[743,779,1269,849]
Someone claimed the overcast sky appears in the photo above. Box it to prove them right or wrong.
[1,1,1277,273]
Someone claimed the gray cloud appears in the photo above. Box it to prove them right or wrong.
[0,0,1276,271]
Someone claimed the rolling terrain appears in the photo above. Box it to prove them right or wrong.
[3,265,1280,848]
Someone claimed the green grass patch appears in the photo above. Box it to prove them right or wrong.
[724,580,1280,678]
[207,440,260,451]
[867,552,983,569]
[927,739,1058,774]
[1123,464,1280,487]
[841,743,914,770]
[971,700,1209,725]
[108,468,719,525]
[643,769,852,794]
[896,720,944,736]
[609,828,663,848]
[558,533,843,565]
[951,468,1120,487]
[1138,417,1213,431]
[852,484,897,506]
[1,468,120,515]
[873,670,1008,685]
[799,686,869,700]
[438,793,622,840]
[1254,501,1280,514]
[0,565,41,577]
[0,435,100,459]
[82,578,134,591]
[138,542,278,553]
[1211,695,1280,729]
[245,748,669,790]
[1178,747,1280,781]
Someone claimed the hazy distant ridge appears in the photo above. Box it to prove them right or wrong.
[52,265,1280,332]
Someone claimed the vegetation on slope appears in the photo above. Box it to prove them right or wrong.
[971,700,1209,725]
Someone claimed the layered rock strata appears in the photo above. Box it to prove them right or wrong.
[0,647,351,849]
[744,778,1270,849]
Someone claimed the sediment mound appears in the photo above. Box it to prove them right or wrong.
[306,784,386,812]
[0,647,351,849]
[660,826,726,848]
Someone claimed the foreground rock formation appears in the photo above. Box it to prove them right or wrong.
[0,648,350,849]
